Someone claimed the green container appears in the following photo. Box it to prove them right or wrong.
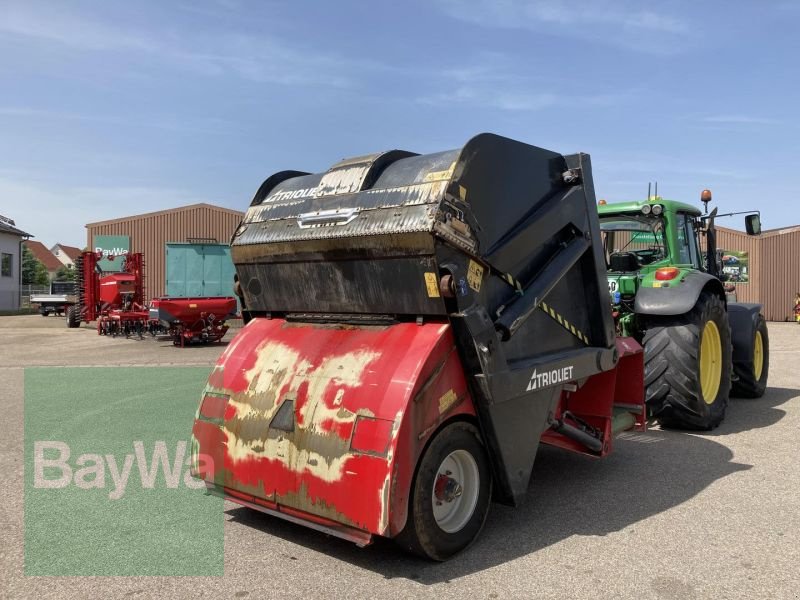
[165,243,236,300]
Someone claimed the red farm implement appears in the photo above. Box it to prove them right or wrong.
[69,250,237,345]
[191,134,647,560]
[68,250,150,338]
[148,296,237,346]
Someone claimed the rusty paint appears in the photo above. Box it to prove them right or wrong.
[192,317,478,537]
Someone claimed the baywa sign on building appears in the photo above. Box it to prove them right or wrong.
[94,235,130,271]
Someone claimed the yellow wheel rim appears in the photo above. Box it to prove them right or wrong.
[753,330,764,381]
[700,320,722,404]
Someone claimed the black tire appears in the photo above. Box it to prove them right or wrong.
[66,305,80,328]
[396,421,492,561]
[643,292,732,430]
[731,315,769,398]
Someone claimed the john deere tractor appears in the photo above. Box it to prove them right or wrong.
[598,190,768,429]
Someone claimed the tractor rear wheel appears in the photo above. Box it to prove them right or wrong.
[396,421,492,561]
[731,314,769,398]
[66,305,80,328]
[643,292,732,430]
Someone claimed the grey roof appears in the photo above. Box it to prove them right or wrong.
[0,217,31,238]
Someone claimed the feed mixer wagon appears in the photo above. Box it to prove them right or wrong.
[191,133,646,560]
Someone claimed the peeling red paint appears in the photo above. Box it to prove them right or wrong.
[191,317,477,537]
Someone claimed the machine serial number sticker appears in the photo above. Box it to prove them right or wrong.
[424,272,440,298]
[467,260,484,292]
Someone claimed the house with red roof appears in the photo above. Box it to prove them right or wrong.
[50,243,82,267]
[24,240,64,280]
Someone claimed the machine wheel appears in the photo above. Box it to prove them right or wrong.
[731,315,769,398]
[396,421,491,561]
[643,292,732,430]
[66,305,81,328]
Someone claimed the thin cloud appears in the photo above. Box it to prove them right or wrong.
[0,106,241,135]
[0,4,157,51]
[701,115,781,125]
[433,0,691,52]
[0,4,362,88]
[419,61,638,111]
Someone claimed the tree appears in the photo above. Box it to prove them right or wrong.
[22,246,50,286]
[55,264,76,281]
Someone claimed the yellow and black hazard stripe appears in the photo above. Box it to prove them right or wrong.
[498,271,523,294]
[540,301,590,345]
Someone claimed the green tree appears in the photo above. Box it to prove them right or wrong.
[55,264,76,281]
[22,246,50,286]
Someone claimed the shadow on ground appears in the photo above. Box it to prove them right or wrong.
[227,423,756,581]
[225,384,795,583]
[707,386,797,436]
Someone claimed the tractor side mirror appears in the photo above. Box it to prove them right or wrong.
[745,214,761,235]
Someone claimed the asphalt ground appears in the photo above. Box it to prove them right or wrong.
[1,315,798,599]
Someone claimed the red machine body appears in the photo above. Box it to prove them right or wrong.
[72,250,235,344]
[149,296,238,346]
[71,250,149,337]
[189,134,649,559]
[192,318,644,546]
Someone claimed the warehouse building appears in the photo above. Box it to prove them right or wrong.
[85,203,244,301]
[716,224,800,321]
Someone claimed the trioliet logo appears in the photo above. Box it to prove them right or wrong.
[526,365,574,391]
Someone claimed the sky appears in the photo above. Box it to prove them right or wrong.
[0,0,798,248]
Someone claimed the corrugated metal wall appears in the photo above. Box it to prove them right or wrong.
[757,230,800,321]
[696,226,798,321]
[86,204,244,300]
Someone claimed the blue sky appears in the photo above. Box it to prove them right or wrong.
[1,0,797,247]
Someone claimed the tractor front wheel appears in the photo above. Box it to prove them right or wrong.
[396,421,492,561]
[643,292,732,430]
[731,315,769,398]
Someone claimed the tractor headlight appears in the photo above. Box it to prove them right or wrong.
[641,205,652,215]
[651,204,663,215]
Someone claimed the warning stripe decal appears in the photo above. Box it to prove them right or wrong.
[540,301,590,345]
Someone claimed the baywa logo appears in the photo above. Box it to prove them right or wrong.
[33,440,212,500]
[526,365,575,391]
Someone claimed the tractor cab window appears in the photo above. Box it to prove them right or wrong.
[675,213,701,268]
[599,215,667,271]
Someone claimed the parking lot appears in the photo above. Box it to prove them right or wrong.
[2,315,799,599]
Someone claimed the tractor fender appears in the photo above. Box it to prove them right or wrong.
[728,303,763,363]
[634,272,726,316]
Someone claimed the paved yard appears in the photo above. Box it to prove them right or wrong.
[1,316,798,599]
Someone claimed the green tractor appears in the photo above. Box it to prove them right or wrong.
[598,190,768,430]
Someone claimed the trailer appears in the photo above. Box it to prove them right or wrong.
[190,133,646,560]
[30,280,76,316]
